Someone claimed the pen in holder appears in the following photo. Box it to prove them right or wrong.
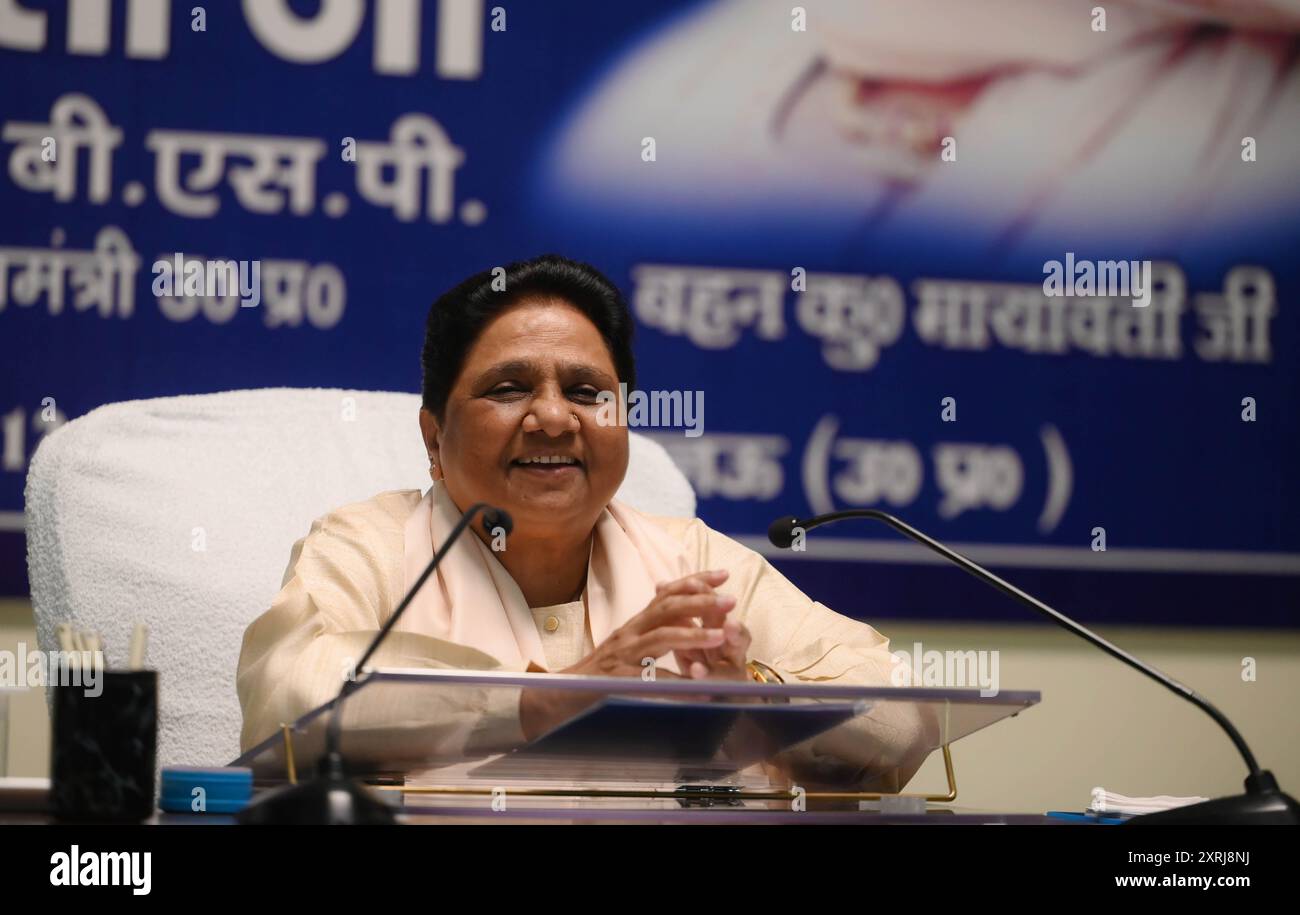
[51,669,158,821]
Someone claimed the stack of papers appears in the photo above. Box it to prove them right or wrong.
[1088,786,1209,817]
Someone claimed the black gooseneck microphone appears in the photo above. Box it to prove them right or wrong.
[239,501,513,825]
[768,510,1298,825]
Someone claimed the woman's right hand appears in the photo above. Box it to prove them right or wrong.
[518,570,737,740]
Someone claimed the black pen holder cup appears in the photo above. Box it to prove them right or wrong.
[51,669,158,821]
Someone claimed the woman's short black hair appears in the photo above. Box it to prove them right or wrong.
[421,254,636,419]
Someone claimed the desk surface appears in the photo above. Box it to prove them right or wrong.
[2,807,1069,825]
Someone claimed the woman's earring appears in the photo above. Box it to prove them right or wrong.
[429,457,441,481]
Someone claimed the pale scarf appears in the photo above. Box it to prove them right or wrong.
[397,484,693,674]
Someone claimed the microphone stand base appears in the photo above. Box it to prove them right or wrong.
[1127,771,1298,825]
[237,756,397,825]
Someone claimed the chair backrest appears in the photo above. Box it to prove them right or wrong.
[24,388,695,767]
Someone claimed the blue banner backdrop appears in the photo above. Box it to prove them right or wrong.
[2,0,1297,625]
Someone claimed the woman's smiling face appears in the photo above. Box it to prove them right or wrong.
[421,297,629,539]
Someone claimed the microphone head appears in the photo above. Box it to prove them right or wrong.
[767,515,800,549]
[481,506,513,537]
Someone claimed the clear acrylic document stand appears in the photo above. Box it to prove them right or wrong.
[232,668,1039,811]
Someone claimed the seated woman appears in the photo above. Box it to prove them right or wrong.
[236,254,933,791]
